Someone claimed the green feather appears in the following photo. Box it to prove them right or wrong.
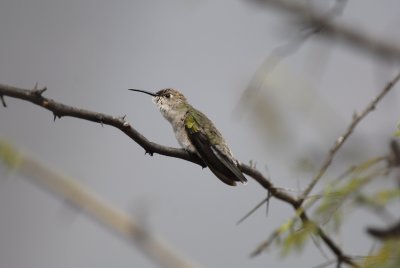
[184,113,200,133]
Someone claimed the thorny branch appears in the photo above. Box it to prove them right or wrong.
[0,83,200,164]
[0,72,399,267]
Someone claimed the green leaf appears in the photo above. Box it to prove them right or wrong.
[356,189,400,208]
[281,221,317,256]
[374,189,400,205]
[314,178,365,226]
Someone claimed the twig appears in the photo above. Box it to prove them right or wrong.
[299,72,400,203]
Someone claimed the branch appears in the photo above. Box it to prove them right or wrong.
[0,141,199,268]
[0,83,201,164]
[0,80,394,267]
[0,83,290,201]
[367,220,400,240]
[299,72,400,203]
[251,0,400,60]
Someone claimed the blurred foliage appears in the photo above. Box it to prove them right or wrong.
[253,152,400,263]
[257,213,318,257]
[311,157,387,228]
[237,67,343,151]
[355,189,400,209]
[262,153,399,265]
[395,123,400,137]
[362,240,400,268]
[280,220,318,256]
[310,153,400,267]
[0,139,21,170]
[314,176,374,229]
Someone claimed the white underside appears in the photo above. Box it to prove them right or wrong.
[153,96,196,153]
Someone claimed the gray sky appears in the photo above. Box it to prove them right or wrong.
[0,0,399,267]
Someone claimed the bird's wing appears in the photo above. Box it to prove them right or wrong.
[184,112,247,186]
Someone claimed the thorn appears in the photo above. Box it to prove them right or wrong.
[0,95,6,107]
[53,112,61,122]
[97,115,104,127]
[265,191,271,217]
[145,150,154,156]
[119,114,127,120]
[38,86,47,94]
[32,84,47,97]
[236,195,270,225]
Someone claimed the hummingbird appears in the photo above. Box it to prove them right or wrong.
[128,88,247,186]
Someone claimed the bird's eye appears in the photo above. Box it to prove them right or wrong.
[165,94,171,99]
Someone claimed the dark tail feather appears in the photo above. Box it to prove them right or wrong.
[188,132,247,186]
[208,166,238,186]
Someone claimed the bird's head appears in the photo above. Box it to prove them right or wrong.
[128,88,188,115]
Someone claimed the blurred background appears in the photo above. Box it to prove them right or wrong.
[0,0,399,267]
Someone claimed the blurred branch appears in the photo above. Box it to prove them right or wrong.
[252,0,400,60]
[238,0,348,126]
[0,141,199,268]
[242,0,348,90]
[367,220,400,240]
[388,140,400,167]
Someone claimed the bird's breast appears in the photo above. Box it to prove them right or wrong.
[172,120,196,153]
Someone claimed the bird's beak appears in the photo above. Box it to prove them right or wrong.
[128,89,157,97]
